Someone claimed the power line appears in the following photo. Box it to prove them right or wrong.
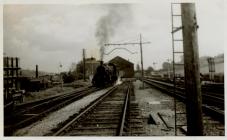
[104,47,138,55]
[104,34,151,89]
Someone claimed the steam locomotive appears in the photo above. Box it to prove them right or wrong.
[92,61,118,87]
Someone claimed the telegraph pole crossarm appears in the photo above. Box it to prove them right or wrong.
[104,42,150,46]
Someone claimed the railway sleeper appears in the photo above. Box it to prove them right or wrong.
[66,130,116,136]
[82,120,120,124]
[85,118,122,122]
[128,106,140,109]
[93,109,122,112]
[129,111,141,115]
[129,109,140,112]
[129,115,143,119]
[93,110,123,114]
[76,123,119,128]
[88,116,121,120]
[90,114,121,118]
[94,107,123,110]
[95,105,123,108]
[72,126,118,130]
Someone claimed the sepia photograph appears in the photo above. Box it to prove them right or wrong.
[1,0,225,137]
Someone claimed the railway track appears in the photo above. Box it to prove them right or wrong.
[4,86,99,136]
[14,86,93,111]
[52,82,144,136]
[146,77,224,94]
[142,78,224,123]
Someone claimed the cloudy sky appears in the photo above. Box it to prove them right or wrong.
[3,0,225,73]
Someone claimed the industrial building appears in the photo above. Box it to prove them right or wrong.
[109,56,134,78]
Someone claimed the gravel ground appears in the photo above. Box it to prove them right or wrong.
[13,87,112,136]
[133,80,225,136]
[134,80,176,136]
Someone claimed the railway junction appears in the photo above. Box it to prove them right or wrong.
[3,2,225,137]
[4,78,224,136]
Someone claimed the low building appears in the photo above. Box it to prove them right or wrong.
[85,57,100,77]
[109,56,134,78]
[76,57,100,80]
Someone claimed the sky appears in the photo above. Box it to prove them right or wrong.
[3,0,225,73]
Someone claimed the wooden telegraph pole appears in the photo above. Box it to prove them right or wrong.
[139,34,144,88]
[207,57,215,82]
[181,3,203,135]
[83,49,86,81]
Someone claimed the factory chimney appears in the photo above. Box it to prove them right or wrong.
[36,65,38,78]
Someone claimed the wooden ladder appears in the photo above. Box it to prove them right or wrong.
[171,3,187,136]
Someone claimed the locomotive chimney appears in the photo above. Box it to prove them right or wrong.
[100,61,104,65]
[36,65,38,78]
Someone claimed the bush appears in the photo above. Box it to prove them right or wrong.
[62,72,76,83]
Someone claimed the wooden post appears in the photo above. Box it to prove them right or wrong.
[207,57,215,82]
[36,65,38,78]
[140,34,144,88]
[83,49,86,81]
[181,3,203,136]
[16,58,19,90]
[6,57,9,99]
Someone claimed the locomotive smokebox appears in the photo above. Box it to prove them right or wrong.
[92,61,118,87]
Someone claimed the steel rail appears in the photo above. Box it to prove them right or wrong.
[53,85,119,136]
[145,77,224,94]
[142,79,224,123]
[4,87,99,135]
[144,78,224,104]
[15,86,93,109]
[117,84,130,136]
[7,87,98,119]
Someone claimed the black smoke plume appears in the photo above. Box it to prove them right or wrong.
[95,4,132,61]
